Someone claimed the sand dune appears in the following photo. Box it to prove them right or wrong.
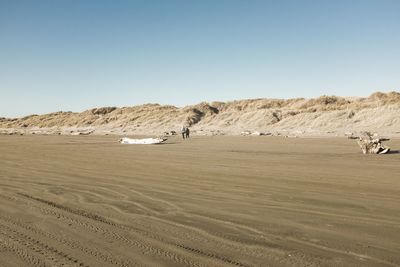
[0,135,400,266]
[1,91,400,136]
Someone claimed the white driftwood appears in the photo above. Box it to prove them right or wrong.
[119,137,167,145]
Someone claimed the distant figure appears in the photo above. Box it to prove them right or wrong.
[181,126,186,139]
[185,127,190,139]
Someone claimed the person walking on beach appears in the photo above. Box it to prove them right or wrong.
[185,127,190,139]
[181,126,186,139]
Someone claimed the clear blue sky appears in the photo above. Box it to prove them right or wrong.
[1,0,399,117]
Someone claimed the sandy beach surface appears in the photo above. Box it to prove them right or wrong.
[0,135,399,267]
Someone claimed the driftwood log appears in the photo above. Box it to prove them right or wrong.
[350,132,391,154]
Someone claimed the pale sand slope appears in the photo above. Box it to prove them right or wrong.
[0,135,399,266]
[1,91,400,136]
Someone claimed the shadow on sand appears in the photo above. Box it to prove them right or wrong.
[156,142,180,145]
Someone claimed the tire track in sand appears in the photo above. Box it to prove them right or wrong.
[22,192,393,267]
[0,221,85,267]
[0,236,46,267]
[17,193,251,267]
[14,193,203,267]
[0,215,134,267]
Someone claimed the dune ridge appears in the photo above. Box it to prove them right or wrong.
[1,91,400,136]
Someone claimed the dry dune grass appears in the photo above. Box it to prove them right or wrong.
[1,91,400,136]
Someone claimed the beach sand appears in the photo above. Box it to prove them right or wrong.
[0,135,399,266]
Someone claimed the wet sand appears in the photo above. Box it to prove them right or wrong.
[0,135,399,267]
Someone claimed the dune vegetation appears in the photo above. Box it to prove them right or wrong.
[1,91,399,136]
